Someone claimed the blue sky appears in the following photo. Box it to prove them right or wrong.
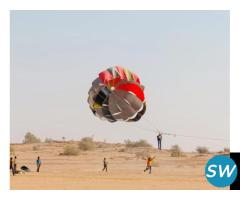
[11,11,229,151]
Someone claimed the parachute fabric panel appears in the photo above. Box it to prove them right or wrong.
[108,90,143,121]
[116,82,145,102]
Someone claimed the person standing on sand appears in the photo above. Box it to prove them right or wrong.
[144,156,155,174]
[157,133,162,150]
[36,156,42,172]
[13,156,17,175]
[102,158,108,172]
[10,157,14,175]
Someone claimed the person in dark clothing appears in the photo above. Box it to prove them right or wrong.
[10,157,14,175]
[13,156,17,175]
[102,158,108,172]
[157,133,162,150]
[36,156,42,172]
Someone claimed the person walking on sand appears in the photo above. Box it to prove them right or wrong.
[13,156,17,175]
[144,156,155,174]
[157,133,162,150]
[102,158,108,172]
[36,156,42,172]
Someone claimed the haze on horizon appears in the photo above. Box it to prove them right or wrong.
[11,11,229,151]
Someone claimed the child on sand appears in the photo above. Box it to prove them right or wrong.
[144,156,155,174]
[102,158,108,172]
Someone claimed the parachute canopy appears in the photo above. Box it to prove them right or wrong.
[88,66,146,122]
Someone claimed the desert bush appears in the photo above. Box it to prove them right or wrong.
[135,151,150,159]
[196,146,209,154]
[96,143,107,148]
[170,145,183,157]
[224,147,230,153]
[10,146,15,155]
[23,132,41,144]
[63,145,79,156]
[124,139,152,148]
[119,148,126,152]
[45,138,54,143]
[32,145,40,151]
[78,137,96,151]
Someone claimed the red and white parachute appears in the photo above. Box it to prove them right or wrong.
[88,66,146,122]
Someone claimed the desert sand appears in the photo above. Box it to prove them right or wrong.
[10,141,224,190]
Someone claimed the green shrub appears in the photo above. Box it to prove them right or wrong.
[124,139,152,148]
[63,145,79,156]
[78,137,96,151]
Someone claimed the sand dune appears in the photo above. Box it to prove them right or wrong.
[10,142,224,190]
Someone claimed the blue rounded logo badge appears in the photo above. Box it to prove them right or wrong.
[205,155,237,187]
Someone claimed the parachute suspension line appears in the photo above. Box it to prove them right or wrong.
[134,114,161,134]
[154,130,229,142]
[130,123,158,133]
[130,122,229,142]
[147,126,229,141]
[132,115,229,142]
[141,117,159,131]
[171,133,229,142]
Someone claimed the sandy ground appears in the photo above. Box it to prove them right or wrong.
[10,142,224,190]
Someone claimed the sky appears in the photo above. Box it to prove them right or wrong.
[11,10,229,151]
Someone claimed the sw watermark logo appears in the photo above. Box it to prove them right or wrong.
[205,155,237,188]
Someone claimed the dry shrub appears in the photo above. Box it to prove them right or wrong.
[78,137,96,151]
[45,138,54,143]
[196,146,209,154]
[170,145,183,157]
[63,145,79,155]
[135,151,150,160]
[10,146,15,155]
[124,139,152,148]
[97,144,103,148]
[23,132,41,144]
[32,145,40,151]
[96,143,107,148]
[224,147,230,153]
[125,157,133,160]
[119,148,125,152]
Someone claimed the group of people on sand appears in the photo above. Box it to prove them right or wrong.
[102,134,161,174]
[11,155,155,176]
[10,156,42,175]
[11,134,162,176]
[9,156,17,176]
[102,156,156,174]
